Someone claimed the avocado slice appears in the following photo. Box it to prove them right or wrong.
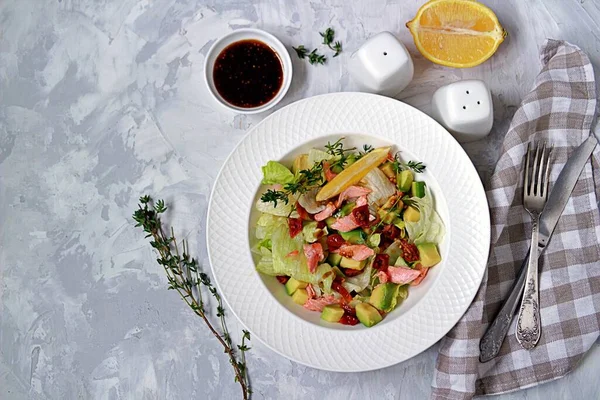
[331,164,344,174]
[340,257,367,270]
[393,218,405,229]
[380,162,396,179]
[327,252,343,267]
[340,229,366,244]
[332,266,345,278]
[378,208,398,224]
[292,154,309,175]
[397,169,414,192]
[369,282,399,312]
[356,303,383,327]
[325,217,337,229]
[417,243,441,267]
[411,181,426,198]
[397,284,409,300]
[285,277,308,295]
[338,201,356,217]
[344,154,358,167]
[291,288,309,305]
[403,206,420,222]
[321,304,345,322]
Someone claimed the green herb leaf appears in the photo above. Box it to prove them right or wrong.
[292,45,308,59]
[320,27,343,56]
[320,28,335,46]
[260,189,289,207]
[406,160,426,173]
[308,49,326,65]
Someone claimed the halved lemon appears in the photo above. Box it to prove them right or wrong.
[407,0,506,68]
[316,147,390,202]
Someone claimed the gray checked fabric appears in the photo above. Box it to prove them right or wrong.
[431,40,600,399]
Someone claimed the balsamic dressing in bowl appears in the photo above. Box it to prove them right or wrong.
[213,39,284,108]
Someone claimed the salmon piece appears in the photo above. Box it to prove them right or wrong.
[303,295,339,311]
[336,186,372,207]
[330,214,360,232]
[306,284,316,299]
[356,195,369,207]
[410,264,429,286]
[303,243,325,273]
[377,270,389,284]
[314,202,337,221]
[337,244,375,261]
[323,161,338,182]
[388,266,421,285]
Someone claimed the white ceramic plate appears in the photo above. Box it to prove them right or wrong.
[207,92,490,372]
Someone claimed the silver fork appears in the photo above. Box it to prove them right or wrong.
[515,142,551,349]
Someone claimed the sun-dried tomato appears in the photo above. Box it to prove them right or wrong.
[326,234,345,251]
[316,220,326,229]
[276,276,289,284]
[373,253,390,271]
[351,204,371,228]
[382,224,400,241]
[295,201,312,221]
[288,218,303,238]
[341,303,356,315]
[332,280,353,303]
[339,313,360,325]
[400,239,419,262]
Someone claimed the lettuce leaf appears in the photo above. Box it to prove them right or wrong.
[302,221,328,243]
[405,189,445,245]
[384,241,403,265]
[271,223,308,277]
[362,168,396,213]
[342,257,374,293]
[261,161,295,185]
[307,148,334,165]
[255,196,294,216]
[255,213,286,239]
[315,263,334,294]
[256,247,276,276]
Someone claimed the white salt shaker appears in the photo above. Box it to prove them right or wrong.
[348,32,414,97]
[431,80,493,142]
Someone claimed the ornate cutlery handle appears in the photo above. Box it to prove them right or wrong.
[515,215,542,349]
[479,251,529,362]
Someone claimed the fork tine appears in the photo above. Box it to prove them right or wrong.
[543,146,552,197]
[537,142,546,197]
[531,143,540,195]
[524,143,531,198]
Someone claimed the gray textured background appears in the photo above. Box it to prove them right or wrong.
[1,0,600,399]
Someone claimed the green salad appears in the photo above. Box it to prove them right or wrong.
[253,138,444,327]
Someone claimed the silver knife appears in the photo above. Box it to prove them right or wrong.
[479,133,598,362]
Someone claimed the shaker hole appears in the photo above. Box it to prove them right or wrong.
[466,90,470,94]
[383,52,388,56]
[463,106,466,110]
[477,101,481,105]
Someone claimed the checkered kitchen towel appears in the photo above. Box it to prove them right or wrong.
[432,40,600,399]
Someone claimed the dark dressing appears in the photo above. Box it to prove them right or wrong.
[213,39,284,108]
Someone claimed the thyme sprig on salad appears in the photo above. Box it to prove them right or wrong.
[133,196,252,399]
[260,162,325,207]
[391,153,427,174]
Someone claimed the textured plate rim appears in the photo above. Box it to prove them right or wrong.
[207,92,490,372]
